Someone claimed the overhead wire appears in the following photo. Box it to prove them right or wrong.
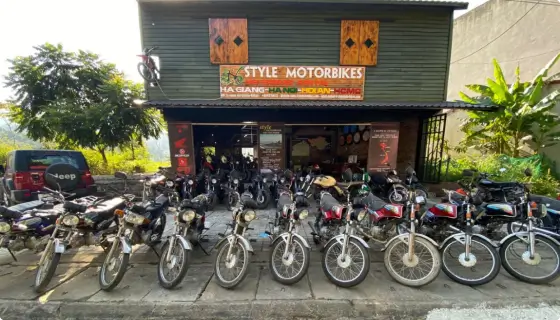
[453,48,560,65]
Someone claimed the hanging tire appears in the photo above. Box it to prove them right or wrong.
[269,236,310,285]
[500,234,560,284]
[256,189,271,209]
[214,238,250,289]
[384,236,441,287]
[441,236,501,286]
[137,62,156,81]
[34,246,61,293]
[99,240,130,291]
[157,238,191,289]
[322,237,370,288]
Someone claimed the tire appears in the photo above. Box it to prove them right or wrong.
[321,237,370,288]
[157,238,191,289]
[137,62,155,81]
[500,234,560,284]
[269,236,310,285]
[214,238,250,289]
[384,236,441,287]
[207,193,218,211]
[99,240,130,291]
[441,236,501,286]
[256,189,271,210]
[388,184,408,204]
[34,250,61,293]
[415,186,429,202]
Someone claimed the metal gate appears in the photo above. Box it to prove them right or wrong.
[416,114,447,183]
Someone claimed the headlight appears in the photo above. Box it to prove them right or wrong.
[299,177,304,181]
[298,209,309,220]
[188,180,194,185]
[181,210,196,222]
[234,179,239,184]
[212,178,217,184]
[62,215,80,226]
[0,222,10,233]
[386,178,393,183]
[243,210,256,222]
[166,181,174,187]
[280,178,285,183]
[357,210,367,221]
[124,212,146,225]
[263,178,267,183]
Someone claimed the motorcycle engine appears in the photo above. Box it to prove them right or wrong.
[68,234,86,249]
[9,239,25,252]
[368,226,390,241]
[24,236,38,251]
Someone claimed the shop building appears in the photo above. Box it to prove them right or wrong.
[137,0,490,183]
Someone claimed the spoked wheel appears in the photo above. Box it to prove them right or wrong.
[34,243,61,293]
[441,237,500,285]
[269,236,310,285]
[158,238,191,289]
[500,235,560,284]
[322,238,370,288]
[99,240,130,291]
[256,189,271,209]
[388,185,408,204]
[137,62,156,81]
[384,236,441,287]
[214,238,250,289]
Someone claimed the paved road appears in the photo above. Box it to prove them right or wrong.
[427,306,560,320]
[0,202,558,319]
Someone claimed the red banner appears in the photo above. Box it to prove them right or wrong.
[167,122,195,174]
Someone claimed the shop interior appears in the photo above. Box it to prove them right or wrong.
[192,124,371,177]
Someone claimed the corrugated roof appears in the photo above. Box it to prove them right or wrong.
[143,100,494,110]
[138,0,469,9]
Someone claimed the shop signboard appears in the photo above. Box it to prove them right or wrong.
[258,123,284,170]
[219,65,365,100]
[367,123,400,173]
[167,122,196,174]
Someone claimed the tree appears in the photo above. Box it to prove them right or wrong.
[4,43,164,164]
[459,53,560,157]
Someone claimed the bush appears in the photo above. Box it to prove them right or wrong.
[442,154,559,197]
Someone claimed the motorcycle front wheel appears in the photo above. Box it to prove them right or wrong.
[269,236,310,285]
[34,243,61,293]
[387,184,408,204]
[500,235,560,284]
[384,236,441,287]
[157,238,191,289]
[99,240,130,291]
[441,237,500,286]
[322,238,370,288]
[137,62,156,81]
[214,238,250,289]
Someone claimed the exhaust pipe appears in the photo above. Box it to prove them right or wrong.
[510,222,560,238]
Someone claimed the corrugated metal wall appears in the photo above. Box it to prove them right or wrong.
[139,2,452,102]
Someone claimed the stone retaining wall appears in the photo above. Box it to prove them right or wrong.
[93,175,145,195]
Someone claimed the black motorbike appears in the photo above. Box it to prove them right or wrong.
[404,164,429,201]
[226,169,243,211]
[98,172,169,291]
[369,165,408,204]
[249,174,272,209]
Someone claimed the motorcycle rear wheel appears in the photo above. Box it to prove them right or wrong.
[384,236,441,287]
[441,237,500,286]
[256,189,271,210]
[99,240,130,291]
[500,235,560,284]
[157,238,191,289]
[34,249,61,293]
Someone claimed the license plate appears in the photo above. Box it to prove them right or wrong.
[415,196,425,204]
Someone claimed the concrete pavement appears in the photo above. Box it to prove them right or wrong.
[0,204,559,320]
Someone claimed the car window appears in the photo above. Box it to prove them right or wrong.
[28,155,80,170]
[7,153,14,171]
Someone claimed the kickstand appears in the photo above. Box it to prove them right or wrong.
[7,248,17,262]
[150,245,160,258]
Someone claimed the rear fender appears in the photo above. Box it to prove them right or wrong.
[321,234,369,253]
[500,231,560,247]
[383,233,438,251]
[216,234,254,253]
[275,232,311,249]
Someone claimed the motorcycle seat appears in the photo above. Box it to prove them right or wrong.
[338,181,363,188]
[85,198,126,219]
[132,196,169,215]
[0,206,23,220]
[320,193,340,212]
[479,179,518,189]
[63,201,89,213]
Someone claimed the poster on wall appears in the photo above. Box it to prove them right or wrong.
[367,123,400,173]
[167,122,195,174]
[258,123,284,171]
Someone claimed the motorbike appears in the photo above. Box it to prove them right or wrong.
[249,174,272,209]
[197,168,219,210]
[34,187,127,293]
[507,194,559,239]
[404,164,429,201]
[419,189,501,286]
[0,200,59,261]
[304,168,363,202]
[369,164,408,204]
[213,187,259,289]
[98,172,169,291]
[225,169,243,211]
[310,189,371,287]
[158,194,210,289]
[266,184,311,285]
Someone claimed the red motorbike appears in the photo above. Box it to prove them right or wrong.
[137,46,159,82]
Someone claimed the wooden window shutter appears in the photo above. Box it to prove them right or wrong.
[340,20,379,66]
[209,18,248,64]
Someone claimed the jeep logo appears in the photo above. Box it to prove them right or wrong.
[51,173,77,180]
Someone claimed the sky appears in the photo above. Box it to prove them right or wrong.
[0,0,487,101]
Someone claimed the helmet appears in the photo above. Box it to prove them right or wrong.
[358,184,370,195]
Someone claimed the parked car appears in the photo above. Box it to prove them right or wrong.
[0,150,97,205]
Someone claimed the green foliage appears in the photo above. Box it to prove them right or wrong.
[3,43,164,163]
[79,147,170,175]
[458,54,560,157]
[443,154,559,197]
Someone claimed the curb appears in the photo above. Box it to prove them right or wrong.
[1,298,559,320]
